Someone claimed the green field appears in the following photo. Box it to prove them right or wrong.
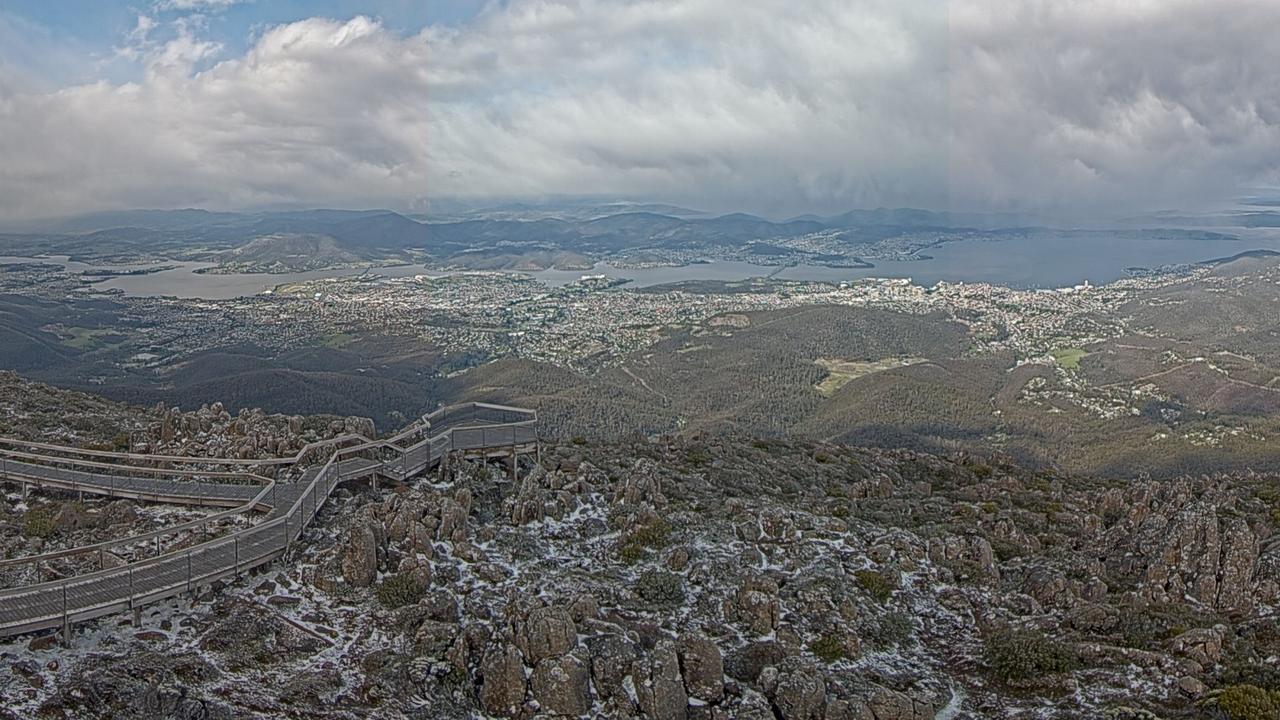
[58,327,125,350]
[1051,347,1088,369]
[320,332,356,348]
[814,356,927,397]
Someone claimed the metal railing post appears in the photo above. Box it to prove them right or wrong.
[62,582,70,645]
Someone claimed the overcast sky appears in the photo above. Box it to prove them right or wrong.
[0,0,1277,221]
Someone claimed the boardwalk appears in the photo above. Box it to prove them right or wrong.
[0,402,536,641]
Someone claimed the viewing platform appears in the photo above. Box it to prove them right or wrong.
[0,402,536,642]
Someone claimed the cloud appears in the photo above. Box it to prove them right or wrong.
[0,0,1277,221]
[155,0,249,11]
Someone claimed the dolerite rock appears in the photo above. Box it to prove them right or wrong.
[51,504,87,533]
[862,686,936,720]
[762,658,825,720]
[927,534,1000,583]
[479,644,527,718]
[634,641,688,720]
[344,416,377,438]
[677,634,724,703]
[1066,603,1119,634]
[507,466,581,526]
[1019,565,1078,609]
[725,640,788,683]
[733,576,781,635]
[510,468,551,525]
[587,633,641,703]
[1168,626,1226,667]
[437,494,469,542]
[387,501,425,544]
[1137,496,1260,611]
[733,692,784,720]
[613,459,667,506]
[519,606,577,664]
[97,499,138,527]
[1217,517,1261,611]
[530,654,591,716]
[341,521,379,587]
[43,650,232,720]
[160,413,176,443]
[568,594,599,623]
[414,620,459,659]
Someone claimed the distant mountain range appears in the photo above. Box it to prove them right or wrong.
[0,205,966,265]
[0,203,1260,269]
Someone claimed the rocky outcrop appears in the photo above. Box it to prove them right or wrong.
[677,633,724,703]
[530,654,591,716]
[1107,484,1264,612]
[15,434,1280,720]
[731,576,781,635]
[860,686,937,720]
[761,658,825,720]
[634,641,688,720]
[927,534,1000,583]
[340,519,380,587]
[518,606,577,664]
[479,644,526,718]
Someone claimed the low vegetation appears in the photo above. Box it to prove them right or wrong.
[617,516,673,563]
[375,572,427,609]
[22,507,56,539]
[983,628,1081,681]
[1204,685,1280,720]
[808,633,847,663]
[854,569,897,604]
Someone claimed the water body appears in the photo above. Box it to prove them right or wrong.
[0,256,451,300]
[4,230,1280,299]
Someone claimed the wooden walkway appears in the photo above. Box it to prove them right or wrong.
[0,402,536,641]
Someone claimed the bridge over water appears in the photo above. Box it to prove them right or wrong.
[0,402,536,642]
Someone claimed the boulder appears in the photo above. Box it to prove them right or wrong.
[677,634,724,703]
[520,606,577,664]
[479,644,527,718]
[340,521,379,588]
[861,686,935,720]
[763,658,825,720]
[733,577,781,635]
[530,655,591,716]
[634,641,687,720]
[1168,626,1225,667]
[587,633,641,702]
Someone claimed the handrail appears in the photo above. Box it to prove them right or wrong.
[0,476,276,571]
[0,436,294,466]
[0,450,267,480]
[0,427,414,468]
[0,401,531,471]
[0,402,538,638]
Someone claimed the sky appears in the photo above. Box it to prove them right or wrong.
[0,0,1277,221]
